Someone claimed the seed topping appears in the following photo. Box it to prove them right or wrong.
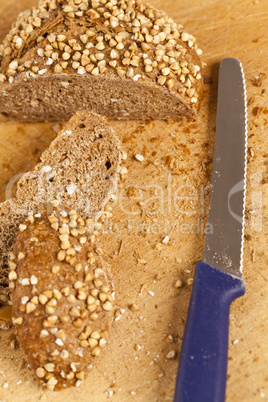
[10,203,114,390]
[0,0,202,104]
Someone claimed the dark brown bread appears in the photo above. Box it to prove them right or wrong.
[15,110,121,214]
[11,205,114,390]
[0,0,203,122]
[0,111,122,296]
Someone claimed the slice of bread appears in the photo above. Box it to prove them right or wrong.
[0,111,122,295]
[15,111,121,214]
[11,205,114,390]
[0,0,203,122]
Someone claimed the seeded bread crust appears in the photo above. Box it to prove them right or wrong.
[0,111,122,295]
[11,205,114,391]
[0,0,203,122]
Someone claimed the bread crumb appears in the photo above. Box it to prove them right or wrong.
[154,243,162,250]
[187,278,194,286]
[162,235,169,244]
[120,166,128,176]
[114,309,122,321]
[3,381,8,388]
[166,350,177,359]
[155,273,163,281]
[138,258,147,264]
[53,124,61,133]
[129,303,139,312]
[134,154,144,162]
[139,284,147,295]
[175,279,182,288]
[165,335,174,343]
[251,249,256,263]
[122,151,127,160]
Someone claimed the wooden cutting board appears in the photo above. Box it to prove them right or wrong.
[0,0,267,401]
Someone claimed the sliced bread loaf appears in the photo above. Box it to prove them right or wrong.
[0,111,122,295]
[0,0,203,122]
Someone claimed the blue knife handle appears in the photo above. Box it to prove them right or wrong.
[174,262,246,402]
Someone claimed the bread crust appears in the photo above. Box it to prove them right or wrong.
[11,204,114,391]
[0,0,203,121]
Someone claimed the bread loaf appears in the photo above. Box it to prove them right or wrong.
[0,0,203,122]
[11,204,114,390]
[0,111,122,295]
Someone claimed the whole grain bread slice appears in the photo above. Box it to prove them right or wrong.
[0,111,122,295]
[0,0,203,122]
[11,205,114,390]
[15,111,121,214]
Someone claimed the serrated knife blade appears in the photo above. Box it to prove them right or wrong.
[174,58,247,402]
[203,58,247,278]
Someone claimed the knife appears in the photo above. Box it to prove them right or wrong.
[174,58,247,402]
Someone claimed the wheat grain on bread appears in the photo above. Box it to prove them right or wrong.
[11,205,114,390]
[0,111,122,295]
[0,0,203,122]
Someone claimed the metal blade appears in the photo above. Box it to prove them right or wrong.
[203,58,247,278]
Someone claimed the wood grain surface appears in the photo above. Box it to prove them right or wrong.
[0,0,268,401]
